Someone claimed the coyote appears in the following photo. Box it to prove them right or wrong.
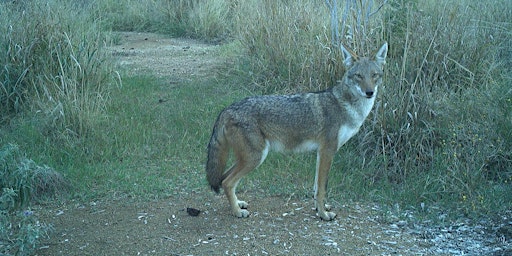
[206,43,388,221]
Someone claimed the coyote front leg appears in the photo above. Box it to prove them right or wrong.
[314,147,337,221]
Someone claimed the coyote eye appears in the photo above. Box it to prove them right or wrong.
[372,73,382,80]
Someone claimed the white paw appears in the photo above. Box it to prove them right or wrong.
[314,203,332,211]
[235,209,250,218]
[237,200,248,209]
[318,210,337,221]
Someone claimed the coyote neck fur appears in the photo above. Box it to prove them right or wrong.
[333,74,377,128]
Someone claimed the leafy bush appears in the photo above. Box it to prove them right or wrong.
[1,143,65,255]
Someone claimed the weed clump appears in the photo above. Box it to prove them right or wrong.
[1,143,67,255]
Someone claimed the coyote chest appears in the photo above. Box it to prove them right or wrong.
[336,125,359,150]
[336,95,376,149]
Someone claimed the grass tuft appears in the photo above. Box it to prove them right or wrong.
[1,143,63,255]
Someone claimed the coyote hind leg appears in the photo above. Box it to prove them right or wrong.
[222,157,261,218]
[221,135,266,218]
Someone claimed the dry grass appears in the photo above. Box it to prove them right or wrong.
[0,0,119,143]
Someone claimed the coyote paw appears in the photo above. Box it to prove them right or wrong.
[318,210,337,221]
[231,200,249,218]
[237,200,248,209]
[234,209,250,218]
[314,200,332,211]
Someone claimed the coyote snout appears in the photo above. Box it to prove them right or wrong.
[206,43,388,221]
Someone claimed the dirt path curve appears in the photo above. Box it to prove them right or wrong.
[111,32,226,81]
[33,32,507,256]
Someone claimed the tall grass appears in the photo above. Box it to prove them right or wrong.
[0,0,119,151]
[231,0,388,93]
[210,0,511,216]
[360,0,512,214]
[95,0,234,42]
[233,1,334,92]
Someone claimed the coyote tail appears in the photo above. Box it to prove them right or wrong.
[206,116,228,194]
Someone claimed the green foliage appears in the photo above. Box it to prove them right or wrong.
[94,0,173,33]
[234,1,336,92]
[223,0,512,218]
[0,205,52,256]
[0,144,62,255]
[185,0,233,41]
[0,144,68,207]
[0,0,118,142]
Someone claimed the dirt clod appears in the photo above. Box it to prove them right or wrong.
[187,207,201,217]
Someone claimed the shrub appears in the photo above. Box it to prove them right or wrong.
[0,143,65,255]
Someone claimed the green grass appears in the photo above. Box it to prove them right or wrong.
[1,73,244,201]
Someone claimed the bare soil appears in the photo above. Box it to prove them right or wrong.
[34,32,511,256]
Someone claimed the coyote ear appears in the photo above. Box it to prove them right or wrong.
[340,44,354,67]
[375,42,388,66]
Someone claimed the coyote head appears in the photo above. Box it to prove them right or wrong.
[341,43,388,99]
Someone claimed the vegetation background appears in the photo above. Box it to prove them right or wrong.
[0,0,510,254]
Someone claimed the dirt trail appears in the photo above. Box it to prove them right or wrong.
[35,195,427,255]
[34,32,510,256]
[111,32,225,81]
